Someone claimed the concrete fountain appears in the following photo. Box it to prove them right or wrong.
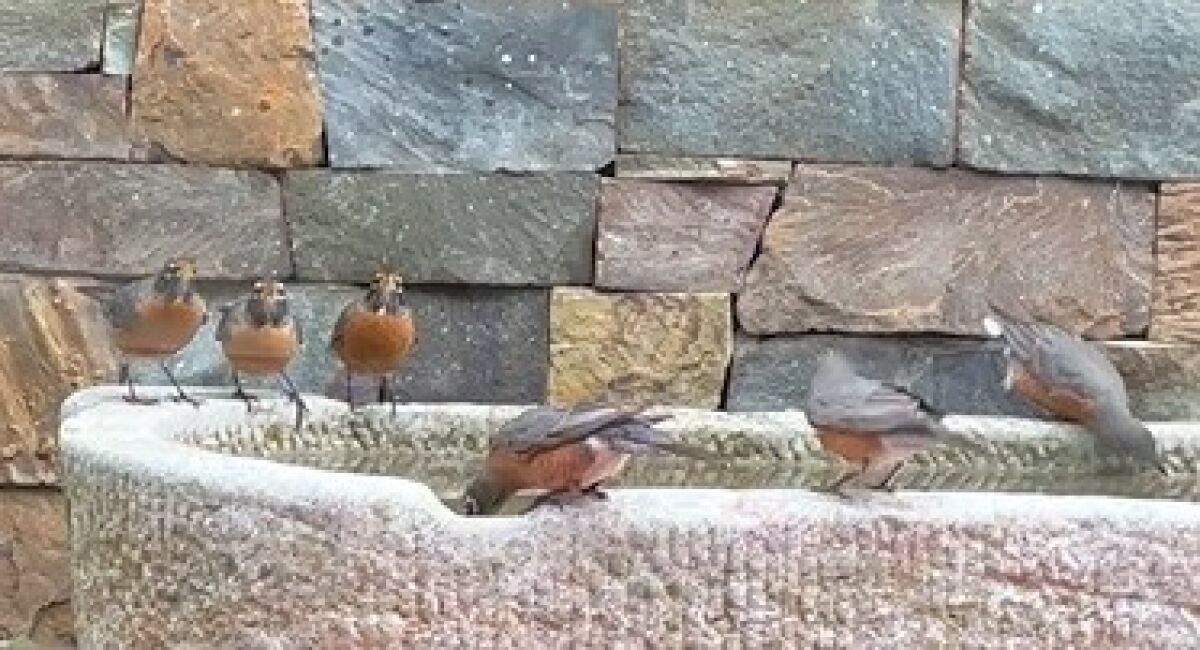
[61,386,1200,647]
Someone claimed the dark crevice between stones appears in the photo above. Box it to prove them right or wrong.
[596,160,616,178]
[731,176,790,332]
[951,0,970,166]
[274,170,300,282]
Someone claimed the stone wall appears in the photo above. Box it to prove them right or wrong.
[3,0,1200,644]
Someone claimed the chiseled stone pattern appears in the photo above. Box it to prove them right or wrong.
[0,490,73,646]
[131,0,322,167]
[288,171,597,285]
[614,155,792,186]
[727,335,1200,421]
[1152,184,1200,343]
[0,275,116,485]
[595,180,776,293]
[739,165,1154,337]
[101,3,139,76]
[619,0,960,163]
[139,284,549,405]
[0,0,105,71]
[313,0,617,171]
[549,288,731,409]
[0,162,288,278]
[59,392,1200,647]
[0,74,131,159]
[960,1,1200,179]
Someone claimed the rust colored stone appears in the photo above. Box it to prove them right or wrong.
[131,0,322,167]
[0,275,117,485]
[1151,184,1200,343]
[0,490,72,646]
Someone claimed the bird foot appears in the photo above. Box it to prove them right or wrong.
[524,491,592,514]
[231,390,260,412]
[122,395,160,406]
[580,485,609,501]
[167,394,203,409]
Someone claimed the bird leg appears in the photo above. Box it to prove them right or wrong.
[344,374,356,411]
[827,462,864,498]
[230,371,259,412]
[278,372,309,432]
[875,461,906,492]
[119,362,158,405]
[580,483,610,501]
[379,376,398,417]
[159,361,200,408]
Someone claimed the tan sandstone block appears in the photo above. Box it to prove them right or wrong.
[0,275,117,485]
[0,490,72,646]
[131,0,322,167]
[548,288,731,409]
[1152,184,1200,343]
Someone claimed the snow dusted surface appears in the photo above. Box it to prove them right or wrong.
[61,386,1200,647]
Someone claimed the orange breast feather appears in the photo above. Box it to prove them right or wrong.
[816,428,884,463]
[221,326,298,375]
[115,299,204,358]
[334,309,416,375]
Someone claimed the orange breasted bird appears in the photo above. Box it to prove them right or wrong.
[983,302,1165,474]
[330,270,416,414]
[216,279,307,430]
[460,405,707,515]
[805,352,950,494]
[105,258,205,407]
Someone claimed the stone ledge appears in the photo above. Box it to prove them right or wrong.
[60,387,1200,646]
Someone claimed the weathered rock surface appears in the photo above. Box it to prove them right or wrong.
[614,155,792,185]
[0,162,288,278]
[0,74,131,159]
[0,275,116,485]
[0,490,72,646]
[1152,184,1200,343]
[595,179,776,292]
[313,0,617,171]
[101,3,139,76]
[727,335,1200,421]
[549,288,731,408]
[619,0,959,163]
[146,284,549,405]
[738,165,1154,337]
[960,1,1200,178]
[0,0,105,71]
[289,171,597,285]
[131,0,322,167]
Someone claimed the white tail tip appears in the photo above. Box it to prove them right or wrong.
[982,316,1003,337]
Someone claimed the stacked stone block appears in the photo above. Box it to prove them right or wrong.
[3,0,1200,644]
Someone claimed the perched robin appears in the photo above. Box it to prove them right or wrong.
[459,405,706,515]
[216,279,307,429]
[105,258,206,406]
[330,270,416,414]
[983,303,1165,474]
[805,352,950,494]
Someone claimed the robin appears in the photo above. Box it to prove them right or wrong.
[805,352,950,494]
[459,405,707,516]
[330,271,416,414]
[216,279,307,429]
[105,258,206,406]
[983,303,1165,475]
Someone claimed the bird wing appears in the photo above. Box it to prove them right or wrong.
[328,300,358,349]
[495,405,666,455]
[988,306,1129,405]
[806,354,942,436]
[104,276,153,330]
[214,301,241,344]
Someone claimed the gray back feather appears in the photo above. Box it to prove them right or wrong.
[805,353,943,437]
[495,405,672,455]
[104,276,156,330]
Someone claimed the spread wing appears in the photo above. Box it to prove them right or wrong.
[987,305,1128,405]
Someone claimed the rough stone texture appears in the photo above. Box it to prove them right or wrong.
[0,275,116,485]
[739,165,1154,337]
[141,284,549,405]
[101,3,138,76]
[619,0,960,163]
[313,0,617,171]
[614,155,792,185]
[960,1,1200,179]
[58,389,1200,646]
[1152,184,1200,343]
[288,171,597,285]
[549,288,731,408]
[131,0,322,167]
[595,180,776,292]
[727,335,1200,421]
[0,74,131,159]
[0,0,105,72]
[0,162,288,278]
[0,491,73,646]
